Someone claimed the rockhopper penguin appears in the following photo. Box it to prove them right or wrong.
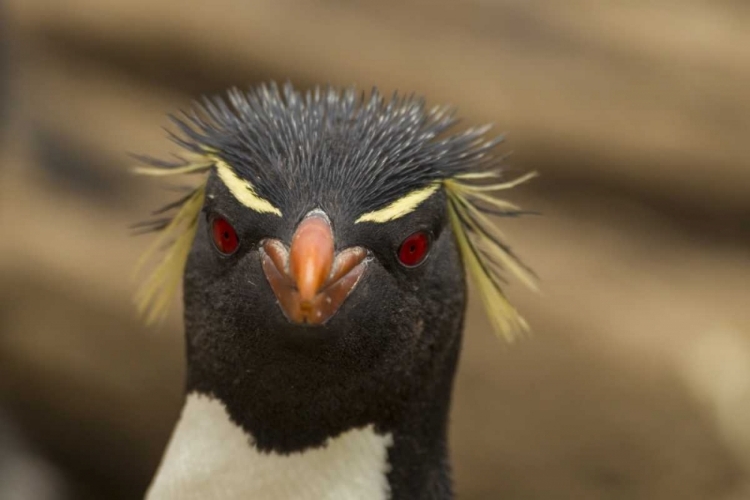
[134,83,536,500]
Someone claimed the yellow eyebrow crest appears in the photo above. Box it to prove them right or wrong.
[355,183,440,224]
[214,159,282,216]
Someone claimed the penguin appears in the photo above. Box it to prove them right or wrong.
[133,82,536,500]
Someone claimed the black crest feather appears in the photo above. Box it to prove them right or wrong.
[166,82,504,218]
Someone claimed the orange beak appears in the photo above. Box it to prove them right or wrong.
[289,214,335,305]
[260,212,368,325]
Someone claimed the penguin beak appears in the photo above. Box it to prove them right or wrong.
[260,213,368,325]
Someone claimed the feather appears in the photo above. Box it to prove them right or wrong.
[132,156,208,324]
[444,172,538,341]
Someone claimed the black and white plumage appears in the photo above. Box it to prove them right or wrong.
[135,82,536,500]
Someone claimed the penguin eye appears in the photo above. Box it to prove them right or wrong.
[397,231,431,267]
[211,216,240,255]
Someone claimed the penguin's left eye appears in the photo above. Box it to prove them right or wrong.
[397,231,431,267]
[211,216,240,255]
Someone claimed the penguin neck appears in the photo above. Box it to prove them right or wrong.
[379,341,460,500]
[146,330,461,500]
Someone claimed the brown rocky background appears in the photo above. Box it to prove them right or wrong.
[0,1,749,498]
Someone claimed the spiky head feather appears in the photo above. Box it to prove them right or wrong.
[134,82,536,339]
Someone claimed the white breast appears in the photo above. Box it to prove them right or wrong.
[145,393,393,500]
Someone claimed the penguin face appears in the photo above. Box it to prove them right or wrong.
[181,172,466,449]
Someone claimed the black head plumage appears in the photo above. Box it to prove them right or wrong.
[134,81,537,338]
[165,82,502,219]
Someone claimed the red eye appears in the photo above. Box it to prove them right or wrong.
[211,217,239,255]
[397,231,431,267]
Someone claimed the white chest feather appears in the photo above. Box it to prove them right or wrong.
[145,393,393,500]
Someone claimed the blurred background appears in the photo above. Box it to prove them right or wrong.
[1,1,749,498]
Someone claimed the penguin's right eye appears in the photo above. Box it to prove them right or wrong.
[210,216,240,255]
